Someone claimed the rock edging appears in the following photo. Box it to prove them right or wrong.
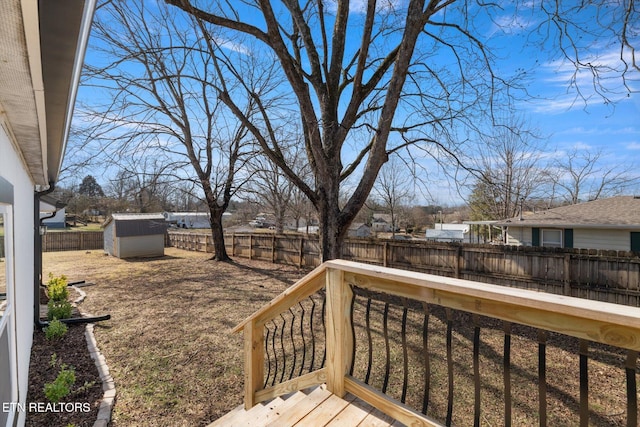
[72,285,116,427]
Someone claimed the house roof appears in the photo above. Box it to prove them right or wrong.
[0,0,96,186]
[39,194,66,212]
[496,196,640,229]
[103,213,166,227]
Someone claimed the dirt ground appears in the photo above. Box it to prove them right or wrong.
[41,248,305,427]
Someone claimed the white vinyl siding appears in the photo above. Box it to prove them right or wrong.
[573,229,635,251]
[506,226,639,251]
[1,125,37,427]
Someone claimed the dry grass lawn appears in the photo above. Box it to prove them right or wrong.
[43,248,306,427]
[42,248,637,427]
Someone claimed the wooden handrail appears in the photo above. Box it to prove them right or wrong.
[233,259,640,423]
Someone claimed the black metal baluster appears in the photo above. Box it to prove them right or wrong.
[321,292,327,368]
[279,313,287,384]
[270,319,278,387]
[579,339,589,427]
[350,290,357,376]
[503,322,512,427]
[298,301,307,377]
[401,301,409,403]
[264,323,272,388]
[364,298,373,384]
[446,308,454,427]
[473,314,481,427]
[309,295,317,372]
[421,302,431,415]
[382,302,391,394]
[288,308,297,381]
[626,350,638,427]
[538,330,548,427]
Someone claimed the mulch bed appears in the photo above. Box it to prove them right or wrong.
[25,323,103,427]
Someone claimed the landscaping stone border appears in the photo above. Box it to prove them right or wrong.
[72,285,116,427]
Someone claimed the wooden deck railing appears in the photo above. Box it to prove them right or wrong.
[233,260,640,426]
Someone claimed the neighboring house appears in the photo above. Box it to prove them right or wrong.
[348,223,372,238]
[103,213,167,259]
[496,196,640,251]
[0,1,95,426]
[426,223,470,243]
[39,195,66,229]
[371,213,393,232]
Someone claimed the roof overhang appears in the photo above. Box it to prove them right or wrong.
[0,0,96,187]
[498,222,640,230]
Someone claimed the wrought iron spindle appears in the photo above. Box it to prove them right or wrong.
[626,350,638,427]
[503,322,512,427]
[421,302,431,415]
[401,301,409,403]
[538,330,548,427]
[446,307,454,426]
[473,314,481,427]
[579,339,589,427]
[382,302,391,394]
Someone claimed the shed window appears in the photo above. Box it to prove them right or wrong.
[541,229,562,248]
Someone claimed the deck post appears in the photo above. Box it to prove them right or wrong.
[243,319,264,409]
[325,267,353,398]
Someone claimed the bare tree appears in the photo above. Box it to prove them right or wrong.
[80,1,260,261]
[157,1,638,260]
[467,118,549,220]
[246,142,312,233]
[371,156,413,237]
[549,147,639,204]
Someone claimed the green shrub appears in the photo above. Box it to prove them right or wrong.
[44,364,76,403]
[47,300,73,320]
[44,318,68,340]
[47,273,69,302]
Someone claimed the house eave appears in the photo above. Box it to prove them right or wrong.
[0,0,96,187]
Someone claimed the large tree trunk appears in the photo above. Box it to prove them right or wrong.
[208,207,230,262]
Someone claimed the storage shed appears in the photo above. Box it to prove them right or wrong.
[103,213,167,258]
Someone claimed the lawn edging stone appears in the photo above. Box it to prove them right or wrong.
[85,322,115,427]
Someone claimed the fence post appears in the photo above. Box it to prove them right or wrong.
[249,235,253,260]
[564,253,571,296]
[383,241,388,267]
[272,234,276,263]
[325,267,353,398]
[232,233,236,256]
[455,246,463,279]
[299,237,304,268]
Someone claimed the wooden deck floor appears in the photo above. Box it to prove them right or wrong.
[209,385,404,427]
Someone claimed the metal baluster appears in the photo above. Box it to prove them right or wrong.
[626,350,638,427]
[421,302,431,415]
[538,330,548,427]
[401,301,409,403]
[446,308,454,427]
[350,290,357,375]
[579,339,589,427]
[279,313,287,384]
[298,301,307,377]
[382,302,391,394]
[473,314,481,427]
[365,298,373,384]
[503,322,512,427]
[288,308,297,381]
[264,323,273,388]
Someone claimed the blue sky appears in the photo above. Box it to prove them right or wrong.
[71,0,639,207]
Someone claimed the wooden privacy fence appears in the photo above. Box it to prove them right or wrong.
[167,231,640,306]
[42,231,103,252]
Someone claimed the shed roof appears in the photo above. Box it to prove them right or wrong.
[496,196,640,229]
